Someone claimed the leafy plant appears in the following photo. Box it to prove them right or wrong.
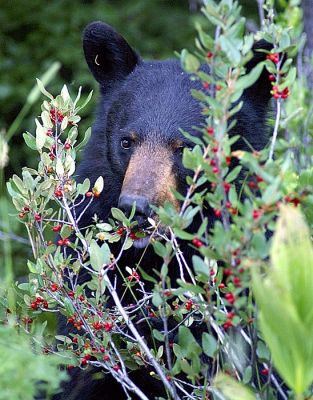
[4,0,313,399]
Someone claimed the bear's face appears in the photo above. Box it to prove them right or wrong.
[81,22,271,248]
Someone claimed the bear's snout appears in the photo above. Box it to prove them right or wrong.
[118,194,151,225]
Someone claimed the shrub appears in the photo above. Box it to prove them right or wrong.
[5,0,313,399]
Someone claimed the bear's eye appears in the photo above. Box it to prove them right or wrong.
[120,137,132,150]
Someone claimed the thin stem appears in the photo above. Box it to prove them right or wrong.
[257,0,265,28]
[102,273,180,400]
[269,99,281,161]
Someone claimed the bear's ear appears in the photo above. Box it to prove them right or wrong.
[244,40,273,101]
[83,21,140,86]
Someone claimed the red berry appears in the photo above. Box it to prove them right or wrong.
[113,364,120,372]
[130,232,138,240]
[248,180,258,189]
[34,214,42,222]
[72,337,78,344]
[64,143,71,150]
[224,268,233,277]
[215,84,222,91]
[31,302,38,310]
[212,166,219,174]
[23,207,30,212]
[202,82,210,89]
[103,355,110,361]
[233,277,241,287]
[68,291,75,299]
[127,271,141,281]
[185,300,193,311]
[79,295,85,302]
[52,224,62,232]
[50,108,64,123]
[223,320,233,329]
[104,322,113,332]
[86,191,93,198]
[230,207,237,215]
[268,74,276,81]
[19,212,25,219]
[63,238,70,246]
[57,239,64,246]
[54,189,63,198]
[50,283,58,292]
[207,51,213,58]
[218,283,225,289]
[49,153,56,160]
[207,127,214,135]
[266,53,279,64]
[116,227,125,235]
[192,238,203,248]
[225,201,232,209]
[223,182,231,193]
[225,156,231,165]
[252,209,262,220]
[261,368,269,376]
[225,292,235,304]
[93,321,103,330]
[214,209,222,218]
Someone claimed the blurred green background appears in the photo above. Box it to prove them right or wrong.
[0,0,261,279]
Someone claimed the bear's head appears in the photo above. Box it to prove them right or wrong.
[79,21,272,248]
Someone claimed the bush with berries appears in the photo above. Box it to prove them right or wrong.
[3,1,313,399]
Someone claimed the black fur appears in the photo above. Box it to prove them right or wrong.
[54,22,273,400]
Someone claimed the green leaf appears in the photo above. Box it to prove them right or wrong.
[60,224,72,239]
[36,78,54,100]
[225,165,242,183]
[173,228,194,240]
[76,178,90,196]
[153,241,167,258]
[152,329,164,342]
[202,332,217,358]
[192,255,210,278]
[64,298,75,315]
[252,206,313,395]
[89,240,111,271]
[93,176,104,193]
[35,119,47,150]
[152,291,163,307]
[23,132,37,150]
[111,207,128,222]
[181,49,200,73]
[214,373,256,400]
[76,127,91,151]
[235,62,265,92]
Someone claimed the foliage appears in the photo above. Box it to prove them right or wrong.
[253,206,313,396]
[3,0,313,399]
[0,319,67,399]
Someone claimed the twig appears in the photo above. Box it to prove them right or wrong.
[102,273,180,400]
[269,99,281,161]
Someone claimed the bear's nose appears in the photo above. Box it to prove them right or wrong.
[118,195,151,219]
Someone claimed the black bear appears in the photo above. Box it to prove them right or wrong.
[54,21,272,400]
